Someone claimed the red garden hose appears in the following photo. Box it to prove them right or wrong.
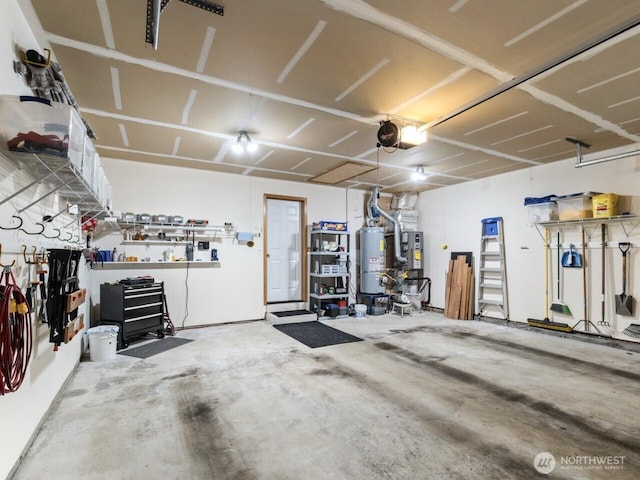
[0,267,33,395]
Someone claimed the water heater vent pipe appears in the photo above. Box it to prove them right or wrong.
[368,186,407,265]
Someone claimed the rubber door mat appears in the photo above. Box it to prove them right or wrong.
[118,337,194,359]
[274,321,363,348]
[272,310,314,317]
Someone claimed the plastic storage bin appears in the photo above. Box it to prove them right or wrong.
[556,193,594,221]
[87,325,119,361]
[82,138,97,186]
[592,193,618,218]
[526,201,558,223]
[0,95,85,170]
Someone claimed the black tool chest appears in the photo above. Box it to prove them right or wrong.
[100,281,165,348]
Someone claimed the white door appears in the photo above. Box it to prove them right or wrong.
[266,197,303,303]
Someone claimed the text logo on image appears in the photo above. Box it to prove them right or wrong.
[534,452,557,475]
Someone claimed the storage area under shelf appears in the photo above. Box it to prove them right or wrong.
[308,228,350,316]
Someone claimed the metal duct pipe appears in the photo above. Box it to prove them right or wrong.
[369,186,407,265]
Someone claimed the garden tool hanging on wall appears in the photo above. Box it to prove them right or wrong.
[616,242,633,316]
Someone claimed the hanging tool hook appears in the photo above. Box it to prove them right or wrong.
[0,243,16,268]
[20,221,45,236]
[0,215,24,231]
[41,226,61,240]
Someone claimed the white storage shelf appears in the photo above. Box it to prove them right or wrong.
[118,221,236,238]
[308,228,350,317]
[93,261,220,270]
[0,150,109,217]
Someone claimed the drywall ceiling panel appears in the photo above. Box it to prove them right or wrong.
[241,99,377,157]
[107,0,222,72]
[116,66,198,125]
[532,35,640,126]
[80,114,127,148]
[167,131,228,162]
[367,0,640,75]
[31,0,105,47]
[40,45,115,113]
[395,69,500,125]
[429,88,635,160]
[247,169,313,183]
[98,148,242,175]
[449,157,522,178]
[278,14,465,119]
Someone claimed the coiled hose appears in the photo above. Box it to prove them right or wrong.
[0,267,33,395]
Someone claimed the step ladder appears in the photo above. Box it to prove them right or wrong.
[478,217,509,319]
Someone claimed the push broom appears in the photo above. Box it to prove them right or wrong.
[550,231,572,315]
[528,227,572,332]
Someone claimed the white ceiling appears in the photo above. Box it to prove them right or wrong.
[20,0,640,193]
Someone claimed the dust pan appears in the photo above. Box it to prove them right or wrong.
[561,244,582,268]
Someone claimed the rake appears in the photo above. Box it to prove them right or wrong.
[622,324,640,339]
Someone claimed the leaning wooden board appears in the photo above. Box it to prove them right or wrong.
[445,255,474,320]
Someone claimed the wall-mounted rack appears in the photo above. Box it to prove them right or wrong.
[0,150,109,217]
[533,214,640,240]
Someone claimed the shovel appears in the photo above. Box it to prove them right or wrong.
[616,242,633,316]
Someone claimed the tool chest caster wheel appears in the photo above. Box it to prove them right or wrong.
[157,330,165,339]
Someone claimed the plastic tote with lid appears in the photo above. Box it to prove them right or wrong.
[87,325,119,361]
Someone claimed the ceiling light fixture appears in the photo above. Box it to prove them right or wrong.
[400,125,427,148]
[411,165,427,181]
[377,120,428,150]
[232,130,258,154]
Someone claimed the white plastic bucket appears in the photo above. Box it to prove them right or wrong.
[87,325,119,361]
[354,304,367,318]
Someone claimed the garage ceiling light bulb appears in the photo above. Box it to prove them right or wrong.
[233,130,258,154]
[412,165,427,181]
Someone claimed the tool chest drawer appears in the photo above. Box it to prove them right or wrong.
[100,281,165,348]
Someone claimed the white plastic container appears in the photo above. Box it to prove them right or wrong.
[354,304,367,318]
[0,95,85,170]
[556,193,594,221]
[87,325,119,361]
[526,201,558,223]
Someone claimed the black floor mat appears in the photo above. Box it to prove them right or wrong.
[274,321,363,348]
[272,310,314,317]
[118,337,194,359]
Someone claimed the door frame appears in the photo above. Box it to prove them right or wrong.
[263,194,308,305]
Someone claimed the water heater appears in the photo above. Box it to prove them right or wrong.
[358,227,385,294]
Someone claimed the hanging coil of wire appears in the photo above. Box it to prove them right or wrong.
[0,263,33,395]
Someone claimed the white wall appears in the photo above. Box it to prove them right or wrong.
[0,2,86,479]
[89,158,356,327]
[418,145,640,342]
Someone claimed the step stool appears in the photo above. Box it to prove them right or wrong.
[393,302,412,317]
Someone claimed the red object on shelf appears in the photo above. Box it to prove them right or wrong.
[81,216,97,232]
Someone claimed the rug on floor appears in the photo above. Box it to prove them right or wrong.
[271,309,314,317]
[274,321,363,348]
[118,337,194,359]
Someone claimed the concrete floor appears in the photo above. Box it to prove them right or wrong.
[12,312,640,480]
